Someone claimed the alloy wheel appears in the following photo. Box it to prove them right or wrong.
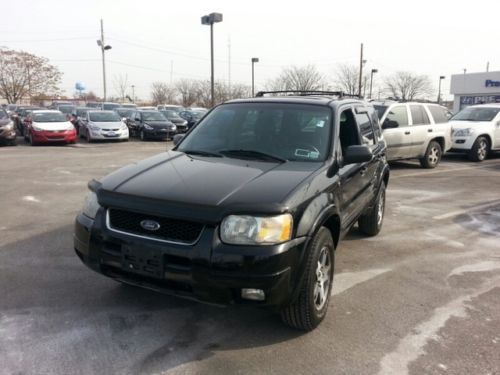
[313,247,331,311]
[477,140,488,160]
[428,146,440,165]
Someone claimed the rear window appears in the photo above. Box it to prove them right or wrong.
[410,105,430,125]
[428,106,450,124]
[102,103,120,110]
[58,105,75,114]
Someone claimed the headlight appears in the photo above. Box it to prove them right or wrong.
[453,128,473,137]
[170,124,177,131]
[120,122,128,130]
[67,124,75,131]
[143,124,153,130]
[32,124,43,131]
[89,124,100,131]
[220,214,293,245]
[82,191,100,219]
[3,121,14,131]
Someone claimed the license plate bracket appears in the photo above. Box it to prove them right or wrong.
[122,245,163,278]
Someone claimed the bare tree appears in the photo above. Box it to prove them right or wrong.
[113,74,128,101]
[384,71,433,101]
[331,63,373,97]
[175,79,199,107]
[150,82,176,105]
[0,47,62,103]
[265,65,328,92]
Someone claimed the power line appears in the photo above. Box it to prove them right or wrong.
[0,36,95,43]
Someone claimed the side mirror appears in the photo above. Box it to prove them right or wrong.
[173,134,184,146]
[382,119,399,129]
[344,145,373,164]
[135,117,141,122]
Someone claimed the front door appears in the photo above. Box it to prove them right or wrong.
[382,104,412,160]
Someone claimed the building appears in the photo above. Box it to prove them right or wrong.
[450,71,500,113]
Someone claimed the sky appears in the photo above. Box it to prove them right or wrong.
[1,0,499,101]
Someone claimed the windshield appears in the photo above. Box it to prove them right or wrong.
[0,110,8,119]
[89,111,121,122]
[115,108,133,117]
[178,103,332,162]
[58,105,75,114]
[33,112,67,122]
[142,111,166,121]
[451,107,500,122]
[373,105,388,119]
[161,110,181,119]
[102,103,120,110]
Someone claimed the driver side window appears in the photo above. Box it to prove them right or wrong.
[338,108,360,157]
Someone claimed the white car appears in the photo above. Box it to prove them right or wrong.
[450,104,500,161]
[80,110,129,142]
[373,101,453,168]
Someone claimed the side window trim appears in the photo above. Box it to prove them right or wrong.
[354,105,377,146]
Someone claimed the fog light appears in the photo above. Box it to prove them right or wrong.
[241,288,265,301]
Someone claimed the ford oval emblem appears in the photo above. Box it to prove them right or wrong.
[140,219,161,231]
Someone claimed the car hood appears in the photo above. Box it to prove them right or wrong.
[144,121,173,128]
[98,151,321,214]
[33,121,73,130]
[90,121,124,129]
[449,120,493,130]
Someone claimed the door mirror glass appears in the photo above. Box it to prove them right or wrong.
[343,145,373,164]
[382,119,399,129]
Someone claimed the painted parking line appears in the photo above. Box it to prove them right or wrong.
[332,268,391,296]
[433,199,500,220]
[392,161,500,179]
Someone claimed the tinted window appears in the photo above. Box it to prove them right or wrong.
[356,112,375,146]
[410,105,430,125]
[428,106,449,124]
[178,103,332,162]
[386,106,409,127]
[373,105,388,119]
[58,105,75,114]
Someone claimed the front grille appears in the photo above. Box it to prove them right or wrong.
[108,208,203,244]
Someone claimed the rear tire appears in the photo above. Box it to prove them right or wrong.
[419,141,442,168]
[280,227,334,331]
[358,181,386,236]
[468,136,489,162]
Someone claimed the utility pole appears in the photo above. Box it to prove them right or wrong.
[97,19,112,102]
[358,43,364,97]
[170,60,173,84]
[131,85,135,102]
[228,36,231,98]
[486,61,490,72]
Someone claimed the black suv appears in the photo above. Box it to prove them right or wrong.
[74,91,389,331]
[125,110,176,140]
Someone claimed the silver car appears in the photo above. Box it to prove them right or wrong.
[79,111,129,142]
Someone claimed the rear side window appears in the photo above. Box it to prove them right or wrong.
[428,106,450,124]
[386,105,409,127]
[355,112,375,146]
[410,105,430,125]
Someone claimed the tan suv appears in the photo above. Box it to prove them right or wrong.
[373,101,453,168]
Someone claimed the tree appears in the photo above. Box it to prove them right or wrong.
[384,71,433,101]
[266,65,328,92]
[0,48,62,103]
[150,82,176,105]
[113,74,128,102]
[175,79,199,107]
[332,63,371,97]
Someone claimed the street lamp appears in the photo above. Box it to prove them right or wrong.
[97,19,112,101]
[201,12,223,107]
[251,57,259,97]
[369,69,378,100]
[437,75,445,104]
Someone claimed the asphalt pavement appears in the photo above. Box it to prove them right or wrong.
[1,138,499,375]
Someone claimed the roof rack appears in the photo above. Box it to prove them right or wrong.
[255,90,361,99]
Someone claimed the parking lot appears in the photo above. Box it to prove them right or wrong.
[1,138,499,375]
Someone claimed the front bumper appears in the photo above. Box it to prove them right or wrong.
[32,129,76,143]
[450,135,476,150]
[143,129,175,139]
[74,211,307,307]
[89,129,129,140]
[0,127,17,141]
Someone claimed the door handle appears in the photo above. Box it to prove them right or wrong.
[404,131,411,135]
[360,167,367,176]
[428,129,433,133]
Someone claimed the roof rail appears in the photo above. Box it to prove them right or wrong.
[255,90,361,98]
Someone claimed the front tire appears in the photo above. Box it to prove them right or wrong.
[358,181,386,236]
[280,227,334,331]
[468,136,489,162]
[419,141,442,168]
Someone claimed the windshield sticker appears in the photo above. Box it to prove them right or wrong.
[316,120,325,128]
[295,149,320,159]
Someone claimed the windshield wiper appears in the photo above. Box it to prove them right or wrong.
[182,150,222,158]
[219,149,287,163]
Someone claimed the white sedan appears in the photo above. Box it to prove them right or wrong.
[80,110,129,142]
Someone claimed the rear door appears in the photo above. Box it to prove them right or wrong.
[382,104,412,160]
[409,104,431,157]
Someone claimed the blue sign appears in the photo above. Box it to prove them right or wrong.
[485,79,500,87]
[75,82,86,91]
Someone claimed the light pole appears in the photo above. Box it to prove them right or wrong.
[251,57,259,97]
[201,12,223,107]
[97,19,112,101]
[131,85,135,103]
[437,76,445,104]
[369,68,378,99]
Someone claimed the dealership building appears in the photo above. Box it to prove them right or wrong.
[450,71,500,113]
